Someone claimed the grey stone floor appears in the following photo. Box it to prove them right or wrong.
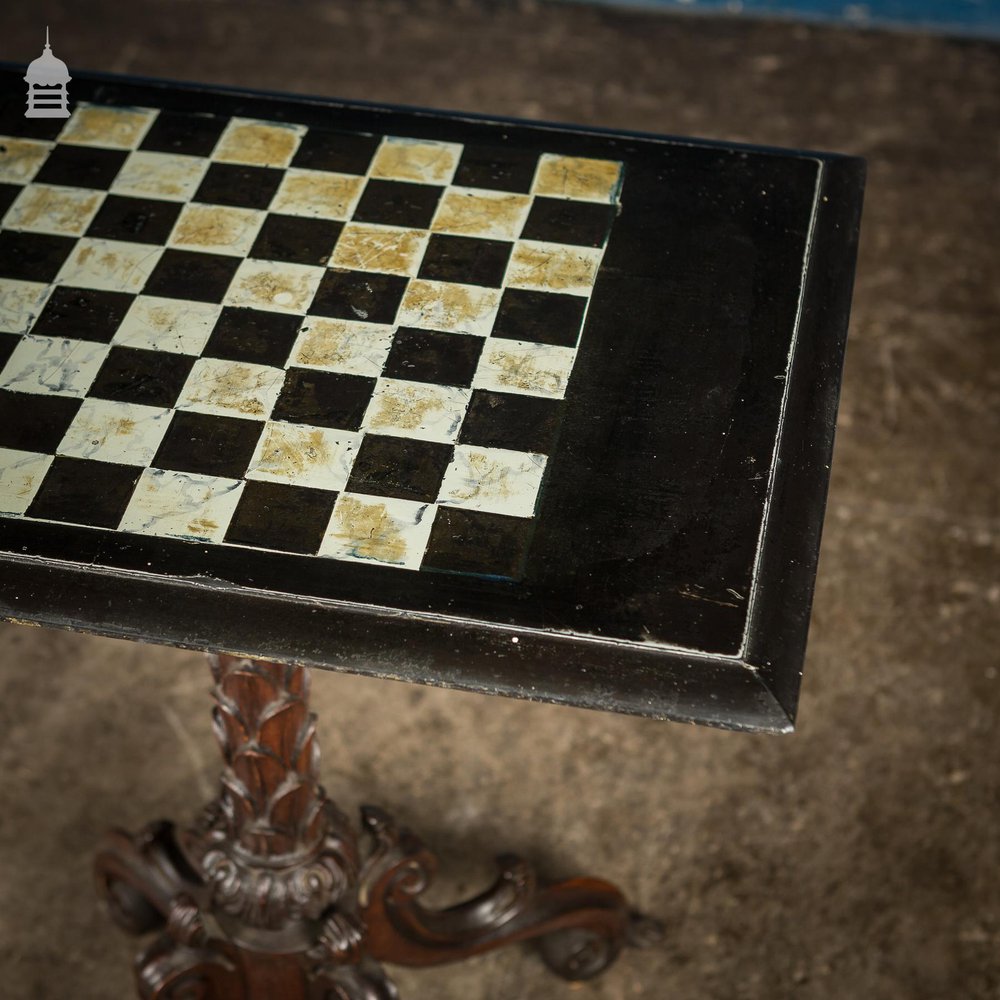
[1,2,998,997]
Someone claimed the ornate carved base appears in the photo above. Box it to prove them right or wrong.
[94,655,661,998]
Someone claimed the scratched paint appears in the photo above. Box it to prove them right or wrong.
[56,398,172,465]
[4,183,103,237]
[245,421,359,491]
[0,279,51,335]
[431,188,533,241]
[290,318,395,377]
[224,259,324,314]
[212,118,306,168]
[438,446,548,518]
[0,448,54,515]
[320,493,435,569]
[0,139,51,184]
[396,279,501,336]
[55,237,164,294]
[111,151,210,202]
[270,169,365,220]
[119,467,244,542]
[0,334,109,397]
[168,203,264,257]
[363,379,471,443]
[369,136,462,185]
[175,357,286,418]
[113,297,221,355]
[59,104,157,150]
[331,223,429,276]
[533,153,624,203]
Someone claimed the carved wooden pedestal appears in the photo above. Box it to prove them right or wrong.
[94,655,661,998]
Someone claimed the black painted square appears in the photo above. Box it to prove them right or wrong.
[422,506,533,579]
[143,249,241,303]
[520,197,617,248]
[194,163,284,210]
[250,214,343,266]
[346,435,453,504]
[309,269,408,325]
[0,231,76,282]
[226,480,337,555]
[0,100,64,140]
[459,390,561,454]
[152,411,263,480]
[352,179,442,229]
[0,390,81,453]
[203,308,300,368]
[89,346,195,407]
[139,111,228,157]
[272,368,375,431]
[384,328,483,388]
[30,287,134,344]
[491,288,587,348]
[292,129,380,175]
[33,144,127,189]
[0,183,20,218]
[0,334,16,373]
[418,234,512,288]
[27,456,141,529]
[86,195,182,245]
[453,145,539,193]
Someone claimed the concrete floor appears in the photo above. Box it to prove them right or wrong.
[1,2,998,997]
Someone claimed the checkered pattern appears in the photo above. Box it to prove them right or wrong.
[0,103,623,578]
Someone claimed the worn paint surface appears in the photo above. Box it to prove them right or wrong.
[271,169,365,220]
[59,105,156,149]
[0,102,624,576]
[213,118,305,168]
[331,223,428,276]
[177,358,285,418]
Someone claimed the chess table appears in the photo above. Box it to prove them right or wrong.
[0,66,864,997]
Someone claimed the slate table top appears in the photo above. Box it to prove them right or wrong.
[0,67,864,732]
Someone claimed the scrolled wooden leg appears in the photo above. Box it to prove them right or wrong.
[358,806,663,981]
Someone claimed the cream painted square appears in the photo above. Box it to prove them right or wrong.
[57,398,172,466]
[363,379,470,443]
[176,357,286,420]
[245,421,360,491]
[330,223,428,277]
[532,153,623,203]
[370,137,462,185]
[0,138,52,184]
[113,296,221,355]
[213,118,306,168]
[505,241,603,296]
[320,493,435,570]
[0,335,108,398]
[396,280,500,337]
[55,238,164,294]
[431,188,532,241]
[168,203,266,257]
[110,151,210,202]
[59,104,157,150]
[0,279,52,335]
[224,259,324,314]
[290,318,394,377]
[120,468,244,543]
[4,183,104,236]
[0,448,53,515]
[473,339,576,399]
[438,445,547,518]
[270,169,365,220]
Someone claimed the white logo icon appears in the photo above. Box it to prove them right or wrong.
[25,27,71,119]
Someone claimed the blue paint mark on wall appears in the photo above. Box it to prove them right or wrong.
[557,0,1000,38]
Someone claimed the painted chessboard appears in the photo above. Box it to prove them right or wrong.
[0,102,624,580]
